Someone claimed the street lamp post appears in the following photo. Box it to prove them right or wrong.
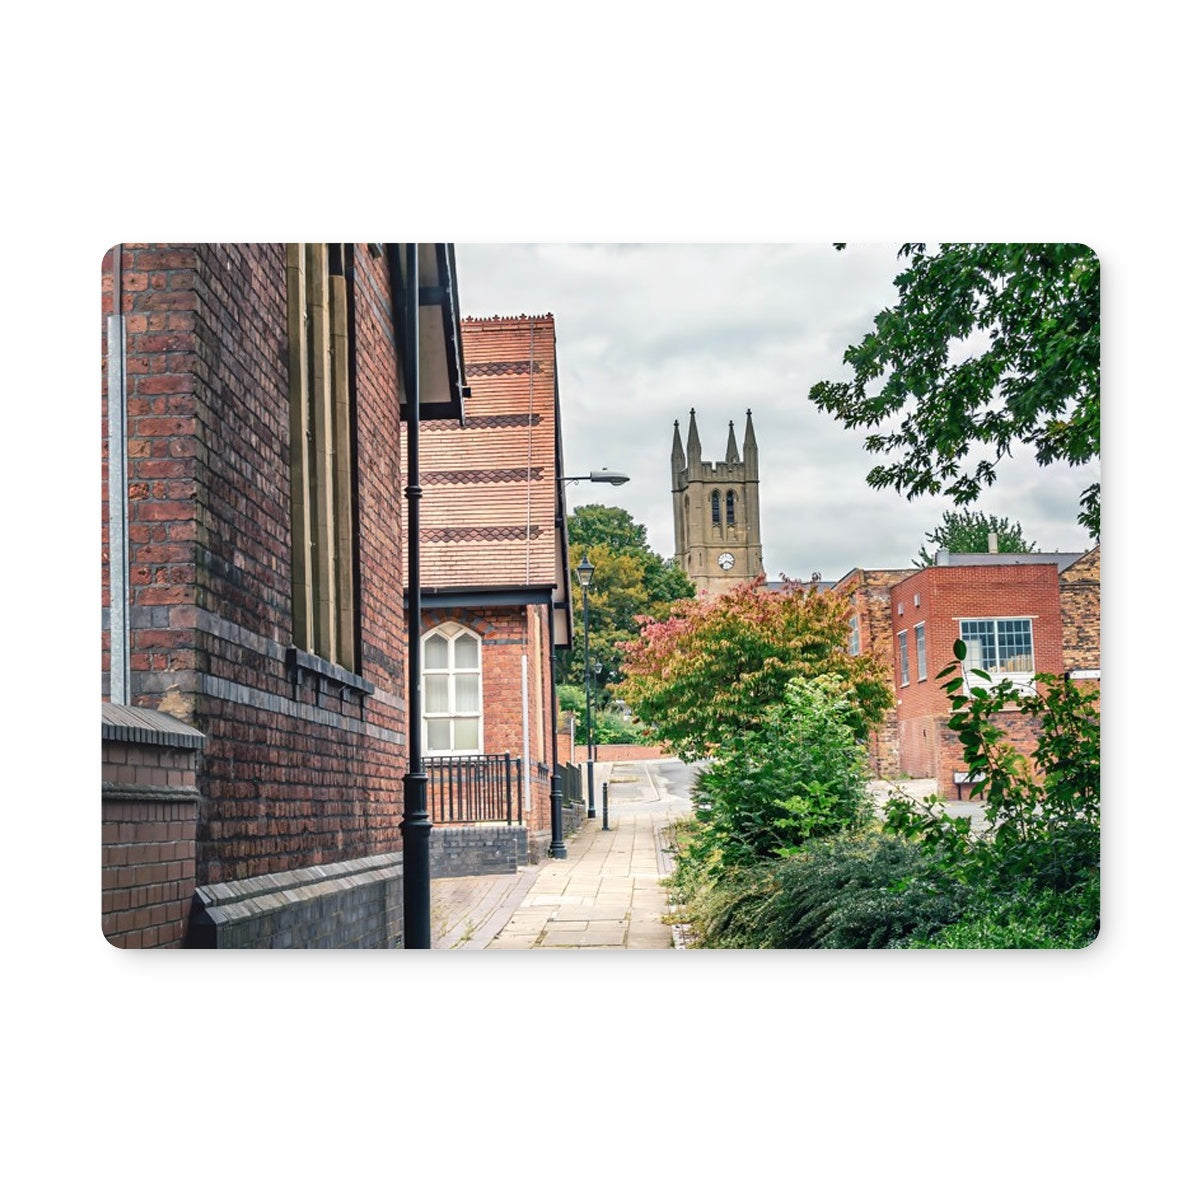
[554,467,626,843]
[575,552,597,819]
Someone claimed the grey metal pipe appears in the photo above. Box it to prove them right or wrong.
[106,246,130,704]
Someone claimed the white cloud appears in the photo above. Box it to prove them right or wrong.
[455,243,1099,580]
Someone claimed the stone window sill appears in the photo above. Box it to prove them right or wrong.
[287,646,375,698]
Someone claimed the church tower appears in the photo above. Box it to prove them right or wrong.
[672,410,764,596]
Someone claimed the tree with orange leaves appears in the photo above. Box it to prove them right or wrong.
[617,578,893,761]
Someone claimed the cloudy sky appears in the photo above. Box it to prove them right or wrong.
[453,243,1099,583]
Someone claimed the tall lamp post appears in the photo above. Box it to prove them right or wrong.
[552,467,628,843]
[575,552,597,819]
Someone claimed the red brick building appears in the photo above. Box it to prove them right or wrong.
[836,549,1100,798]
[418,314,575,857]
[832,567,916,778]
[101,244,575,948]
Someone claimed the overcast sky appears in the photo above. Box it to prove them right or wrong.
[454,243,1100,583]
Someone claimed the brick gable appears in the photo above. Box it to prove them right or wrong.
[418,316,560,589]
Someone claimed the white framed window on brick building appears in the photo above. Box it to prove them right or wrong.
[422,623,482,754]
[958,617,1034,692]
[915,622,927,681]
[898,629,910,687]
[848,613,861,656]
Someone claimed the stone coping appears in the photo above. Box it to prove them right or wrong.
[102,702,205,749]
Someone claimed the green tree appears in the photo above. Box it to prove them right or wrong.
[913,509,1037,566]
[617,578,892,760]
[684,676,873,873]
[564,504,694,694]
[810,243,1100,539]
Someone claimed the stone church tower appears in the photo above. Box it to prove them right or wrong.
[671,410,764,596]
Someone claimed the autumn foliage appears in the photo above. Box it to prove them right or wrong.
[617,578,893,760]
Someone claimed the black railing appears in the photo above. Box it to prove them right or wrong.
[556,760,583,808]
[426,753,523,826]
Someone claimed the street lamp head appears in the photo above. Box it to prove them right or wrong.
[559,469,630,486]
[576,553,595,590]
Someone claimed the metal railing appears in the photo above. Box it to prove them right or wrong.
[426,753,523,826]
[556,760,583,807]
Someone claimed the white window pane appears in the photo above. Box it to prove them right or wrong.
[453,718,480,751]
[960,620,994,672]
[454,635,479,669]
[997,619,1033,672]
[426,719,452,751]
[425,674,450,714]
[454,673,480,712]
[425,634,448,669]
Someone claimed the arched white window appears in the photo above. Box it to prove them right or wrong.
[422,623,482,755]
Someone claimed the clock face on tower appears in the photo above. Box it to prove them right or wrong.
[718,553,734,571]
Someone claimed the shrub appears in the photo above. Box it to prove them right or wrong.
[678,675,872,875]
[884,640,1100,948]
[674,832,967,949]
[910,873,1099,949]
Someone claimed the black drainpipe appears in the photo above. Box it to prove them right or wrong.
[547,599,566,858]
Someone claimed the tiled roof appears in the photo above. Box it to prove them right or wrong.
[419,315,561,590]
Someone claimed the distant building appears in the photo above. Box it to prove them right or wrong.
[836,548,1101,797]
[671,410,763,595]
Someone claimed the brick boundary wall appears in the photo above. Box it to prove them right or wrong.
[102,704,204,949]
[188,853,405,948]
[187,825,528,948]
[573,743,668,763]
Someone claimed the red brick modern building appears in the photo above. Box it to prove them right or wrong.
[836,549,1100,798]
[101,244,576,948]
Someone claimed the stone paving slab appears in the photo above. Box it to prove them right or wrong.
[429,757,696,950]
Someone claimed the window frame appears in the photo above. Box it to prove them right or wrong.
[287,242,358,672]
[957,616,1035,691]
[898,629,910,688]
[915,621,927,682]
[421,622,484,756]
[848,613,860,657]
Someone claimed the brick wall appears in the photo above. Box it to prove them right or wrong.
[575,743,668,763]
[101,705,203,948]
[421,604,555,842]
[187,826,527,947]
[1060,546,1100,676]
[890,564,1065,797]
[833,568,911,777]
[102,246,415,894]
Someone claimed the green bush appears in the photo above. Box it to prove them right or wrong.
[559,684,650,745]
[673,832,967,949]
[883,640,1100,948]
[679,676,872,876]
[910,872,1099,949]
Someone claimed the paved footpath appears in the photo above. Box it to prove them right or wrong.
[430,757,697,950]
